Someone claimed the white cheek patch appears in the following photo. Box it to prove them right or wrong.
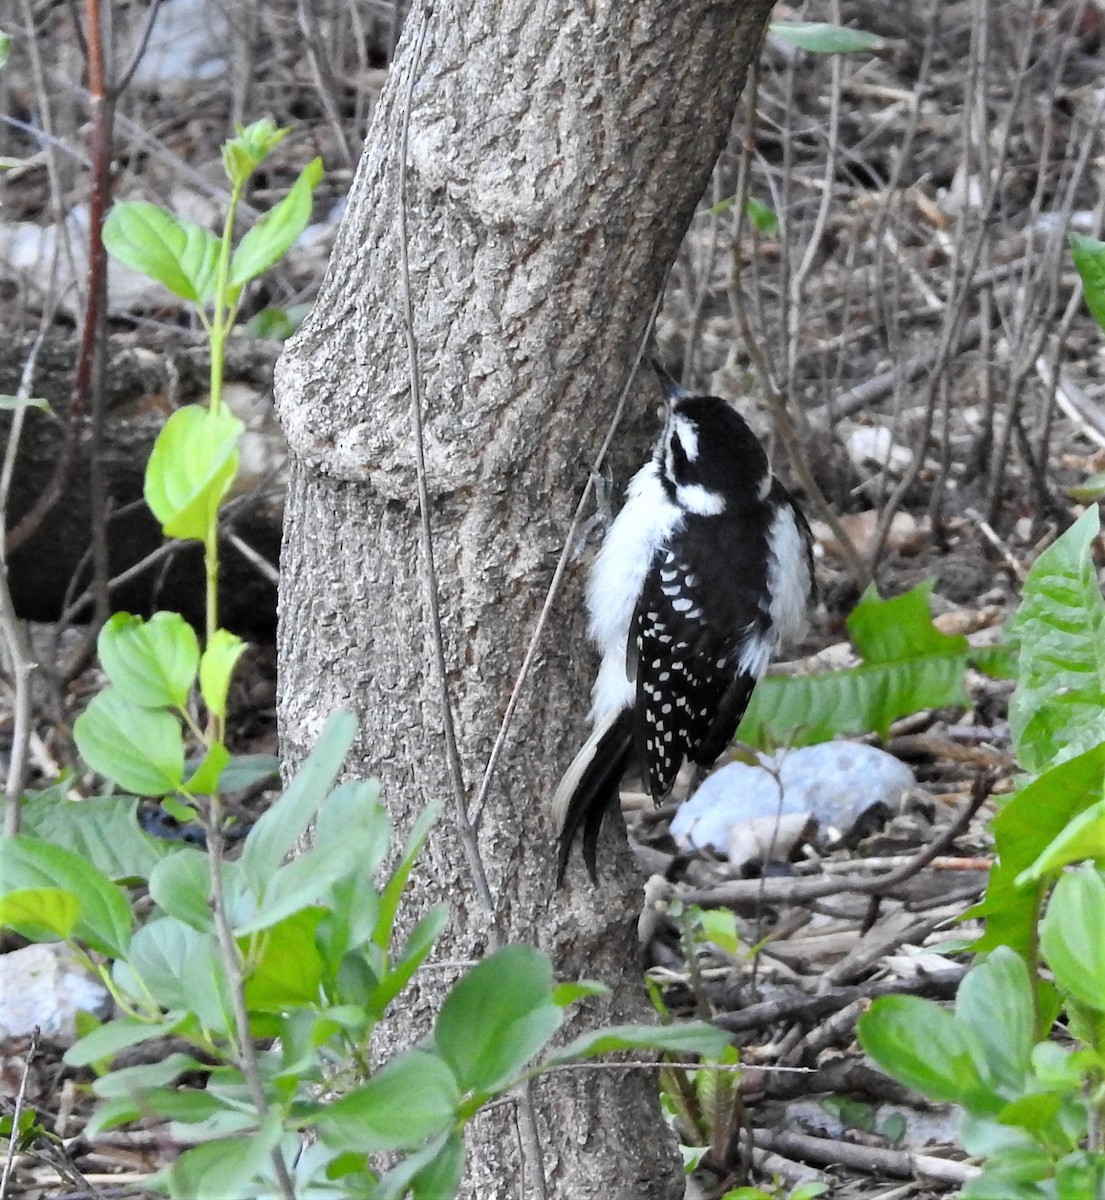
[675,482,726,516]
[671,415,700,462]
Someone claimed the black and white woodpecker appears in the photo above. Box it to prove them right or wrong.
[552,366,815,882]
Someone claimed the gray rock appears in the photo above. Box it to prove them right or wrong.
[670,742,916,863]
[0,943,112,1044]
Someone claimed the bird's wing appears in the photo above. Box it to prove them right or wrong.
[632,516,773,801]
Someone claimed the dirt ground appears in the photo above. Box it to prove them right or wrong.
[3,0,1105,1196]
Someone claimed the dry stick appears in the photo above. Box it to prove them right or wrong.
[0,297,56,838]
[82,0,113,629]
[469,290,664,834]
[225,530,280,586]
[392,4,499,939]
[0,1026,38,1200]
[713,966,964,1035]
[752,1129,980,1186]
[110,0,163,95]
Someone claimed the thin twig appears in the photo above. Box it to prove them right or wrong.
[224,531,280,586]
[393,2,499,934]
[0,1026,39,1200]
[0,304,55,837]
[751,1129,980,1186]
[109,0,163,97]
[82,0,113,630]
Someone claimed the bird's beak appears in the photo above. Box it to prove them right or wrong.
[651,358,686,408]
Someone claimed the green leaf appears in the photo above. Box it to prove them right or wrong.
[103,202,219,303]
[222,118,289,188]
[857,996,999,1112]
[435,946,562,1094]
[0,837,132,957]
[229,157,323,288]
[739,580,1005,746]
[410,1131,464,1200]
[148,848,212,930]
[821,1095,876,1133]
[65,1013,187,1067]
[168,1115,280,1200]
[696,908,742,956]
[0,31,11,70]
[317,874,380,975]
[144,404,243,541]
[744,197,778,234]
[847,582,968,664]
[87,1087,234,1138]
[0,887,79,940]
[91,1052,209,1098]
[1007,506,1105,772]
[544,1020,733,1067]
[0,394,50,412]
[242,303,311,340]
[1018,797,1105,882]
[972,741,1105,958]
[1040,867,1105,1012]
[1066,471,1105,503]
[199,628,247,720]
[955,948,1034,1092]
[19,790,165,882]
[316,1049,459,1153]
[120,918,231,1032]
[184,741,231,795]
[98,611,199,710]
[996,1092,1065,1144]
[1071,233,1105,333]
[75,688,185,796]
[238,710,356,892]
[161,795,196,824]
[739,654,970,746]
[236,814,372,935]
[217,753,279,793]
[315,779,389,875]
[770,21,885,53]
[370,1134,452,1200]
[1055,1151,1105,1198]
[366,904,448,1018]
[551,979,609,1007]
[375,803,439,951]
[242,907,324,1011]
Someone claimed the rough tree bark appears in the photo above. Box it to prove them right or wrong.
[275,2,774,1197]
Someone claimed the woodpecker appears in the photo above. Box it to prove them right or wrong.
[552,366,815,882]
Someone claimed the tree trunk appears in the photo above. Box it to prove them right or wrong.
[275,2,774,1196]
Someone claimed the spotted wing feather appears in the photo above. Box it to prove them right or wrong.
[632,514,774,801]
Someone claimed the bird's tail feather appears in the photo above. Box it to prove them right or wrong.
[552,708,635,883]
